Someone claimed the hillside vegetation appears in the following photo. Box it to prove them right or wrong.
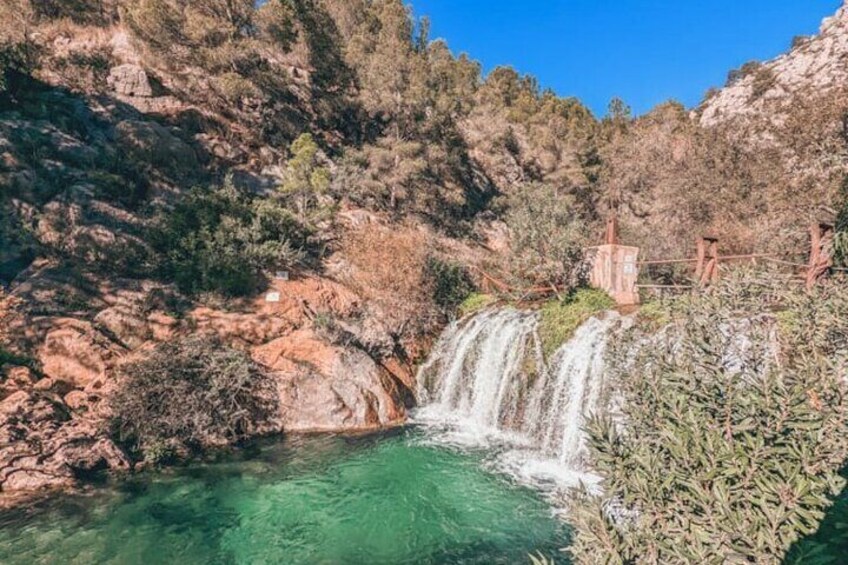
[4,0,847,294]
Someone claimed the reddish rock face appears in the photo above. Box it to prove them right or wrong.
[0,389,130,496]
[2,270,419,503]
[38,318,119,388]
[253,329,409,432]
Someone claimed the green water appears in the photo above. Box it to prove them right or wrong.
[0,427,569,564]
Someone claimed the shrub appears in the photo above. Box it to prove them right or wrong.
[570,272,848,563]
[632,298,671,332]
[836,180,848,268]
[503,182,589,292]
[424,257,475,316]
[278,133,332,224]
[0,346,32,369]
[31,0,109,25]
[151,177,309,296]
[751,66,777,100]
[537,288,615,359]
[109,336,279,463]
[726,60,762,87]
[792,35,810,50]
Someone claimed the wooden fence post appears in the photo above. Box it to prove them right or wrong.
[806,223,834,290]
[695,236,720,287]
[695,238,706,280]
[605,216,619,246]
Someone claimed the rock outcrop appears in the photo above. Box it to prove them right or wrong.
[0,269,416,500]
[0,383,130,496]
[37,318,120,389]
[255,329,407,432]
[700,2,848,127]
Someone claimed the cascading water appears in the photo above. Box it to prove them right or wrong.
[415,307,623,490]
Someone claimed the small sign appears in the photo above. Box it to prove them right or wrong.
[265,292,281,303]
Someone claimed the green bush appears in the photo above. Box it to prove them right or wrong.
[503,182,589,292]
[836,180,848,268]
[109,336,279,463]
[151,177,309,296]
[0,40,36,93]
[570,272,848,563]
[633,298,671,332]
[537,288,615,359]
[0,346,32,369]
[424,257,475,316]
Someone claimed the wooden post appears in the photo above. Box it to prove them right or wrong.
[806,223,834,290]
[696,237,719,287]
[605,215,619,246]
[695,238,707,280]
[708,238,720,285]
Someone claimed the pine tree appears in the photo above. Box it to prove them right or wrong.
[355,0,429,209]
[278,133,331,223]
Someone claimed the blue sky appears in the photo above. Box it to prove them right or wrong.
[408,0,842,116]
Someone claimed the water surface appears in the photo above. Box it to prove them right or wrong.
[0,427,569,564]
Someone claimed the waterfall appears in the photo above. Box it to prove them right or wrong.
[415,307,622,488]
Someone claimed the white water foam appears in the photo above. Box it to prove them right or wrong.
[414,307,622,494]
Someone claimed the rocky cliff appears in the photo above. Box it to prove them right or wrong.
[700,3,848,128]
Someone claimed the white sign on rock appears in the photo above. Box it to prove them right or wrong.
[265,292,281,303]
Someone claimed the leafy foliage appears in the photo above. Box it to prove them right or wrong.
[0,1,40,93]
[0,347,32,369]
[424,257,475,316]
[835,178,848,268]
[151,177,309,296]
[458,292,496,318]
[278,133,331,223]
[570,272,848,564]
[110,336,279,463]
[503,182,589,291]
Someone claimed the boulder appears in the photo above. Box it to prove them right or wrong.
[254,330,407,432]
[0,367,36,400]
[0,390,129,494]
[2,469,74,492]
[115,120,198,178]
[95,305,151,349]
[146,311,178,342]
[63,390,92,412]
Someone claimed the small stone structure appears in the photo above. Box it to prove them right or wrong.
[107,64,154,97]
[590,244,640,306]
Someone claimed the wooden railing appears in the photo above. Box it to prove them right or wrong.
[469,222,843,305]
[637,223,839,293]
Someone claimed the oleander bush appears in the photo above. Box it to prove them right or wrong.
[570,271,848,564]
[503,182,589,292]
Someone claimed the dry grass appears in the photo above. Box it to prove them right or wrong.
[339,225,438,336]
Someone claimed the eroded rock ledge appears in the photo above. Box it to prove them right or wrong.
[0,264,417,503]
